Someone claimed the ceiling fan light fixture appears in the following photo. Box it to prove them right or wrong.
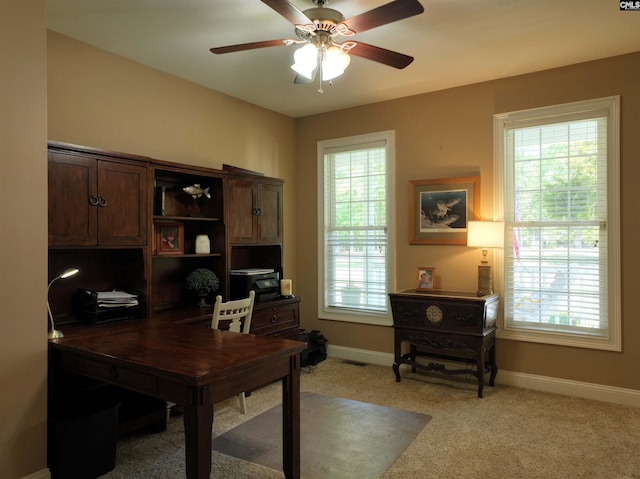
[321,45,350,81]
[291,43,318,79]
[210,0,425,89]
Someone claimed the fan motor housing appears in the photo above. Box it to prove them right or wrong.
[302,7,345,28]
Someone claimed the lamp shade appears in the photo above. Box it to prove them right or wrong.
[467,221,504,249]
[291,43,318,80]
[321,46,350,81]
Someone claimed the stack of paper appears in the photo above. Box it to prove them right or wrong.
[96,290,139,308]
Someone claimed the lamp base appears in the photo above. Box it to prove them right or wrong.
[48,329,64,339]
[477,264,493,297]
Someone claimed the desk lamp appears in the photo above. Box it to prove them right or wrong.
[467,221,504,296]
[47,268,79,339]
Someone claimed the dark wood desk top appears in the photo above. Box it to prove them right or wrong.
[50,319,306,395]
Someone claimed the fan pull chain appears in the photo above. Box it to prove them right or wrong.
[318,61,324,93]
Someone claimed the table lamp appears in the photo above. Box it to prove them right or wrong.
[47,267,79,339]
[467,221,504,296]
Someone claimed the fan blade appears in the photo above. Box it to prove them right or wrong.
[261,0,312,25]
[343,0,424,34]
[349,42,414,69]
[210,39,286,54]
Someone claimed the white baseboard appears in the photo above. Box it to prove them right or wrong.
[327,344,640,408]
[21,469,50,479]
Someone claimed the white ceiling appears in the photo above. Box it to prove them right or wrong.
[47,0,640,118]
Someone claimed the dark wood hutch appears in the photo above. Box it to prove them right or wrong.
[47,140,300,437]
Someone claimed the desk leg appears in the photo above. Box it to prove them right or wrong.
[476,344,486,398]
[281,354,301,479]
[392,338,402,382]
[489,338,498,386]
[183,387,213,479]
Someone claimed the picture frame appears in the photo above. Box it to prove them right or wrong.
[416,267,436,291]
[409,176,480,245]
[156,222,184,254]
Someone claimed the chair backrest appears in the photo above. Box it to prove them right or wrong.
[211,290,255,334]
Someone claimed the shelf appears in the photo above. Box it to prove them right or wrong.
[152,253,222,259]
[154,215,220,222]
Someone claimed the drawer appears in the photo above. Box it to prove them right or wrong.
[395,328,485,352]
[265,327,301,341]
[390,297,489,334]
[58,353,159,396]
[251,302,299,336]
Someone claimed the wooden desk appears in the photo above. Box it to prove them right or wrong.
[389,290,499,398]
[49,320,306,479]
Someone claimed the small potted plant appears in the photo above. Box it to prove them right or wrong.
[185,268,219,307]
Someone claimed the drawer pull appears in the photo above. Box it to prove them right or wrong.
[109,366,118,378]
[271,315,277,324]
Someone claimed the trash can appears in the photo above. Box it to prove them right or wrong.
[48,399,120,479]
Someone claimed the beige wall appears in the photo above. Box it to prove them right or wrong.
[0,1,48,478]
[296,52,640,390]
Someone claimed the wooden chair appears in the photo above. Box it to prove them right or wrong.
[211,290,255,414]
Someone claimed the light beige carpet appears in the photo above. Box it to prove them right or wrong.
[212,391,430,478]
[102,358,640,478]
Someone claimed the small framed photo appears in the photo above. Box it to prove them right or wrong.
[416,267,436,291]
[156,222,184,255]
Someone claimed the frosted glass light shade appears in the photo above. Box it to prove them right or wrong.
[322,46,350,81]
[291,44,318,79]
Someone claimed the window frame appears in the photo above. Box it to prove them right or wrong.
[317,130,395,326]
[493,96,621,351]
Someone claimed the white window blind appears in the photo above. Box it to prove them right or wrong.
[495,97,620,350]
[318,131,394,325]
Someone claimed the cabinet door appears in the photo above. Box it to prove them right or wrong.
[48,152,98,246]
[97,161,147,246]
[48,152,147,246]
[257,183,283,244]
[227,179,257,243]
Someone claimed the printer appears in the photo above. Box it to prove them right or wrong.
[230,268,280,301]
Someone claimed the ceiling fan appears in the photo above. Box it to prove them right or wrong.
[210,0,424,91]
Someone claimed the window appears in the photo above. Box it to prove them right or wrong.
[494,97,620,350]
[317,131,395,326]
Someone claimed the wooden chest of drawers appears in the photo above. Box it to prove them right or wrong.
[389,290,499,397]
[251,296,301,340]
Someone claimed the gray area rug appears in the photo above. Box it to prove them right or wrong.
[212,391,431,479]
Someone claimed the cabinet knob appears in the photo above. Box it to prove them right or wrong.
[98,196,108,207]
[271,315,277,324]
[109,366,118,378]
[89,195,99,206]
[257,208,263,216]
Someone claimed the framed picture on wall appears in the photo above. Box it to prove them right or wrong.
[156,222,184,255]
[409,176,480,245]
[415,267,436,291]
